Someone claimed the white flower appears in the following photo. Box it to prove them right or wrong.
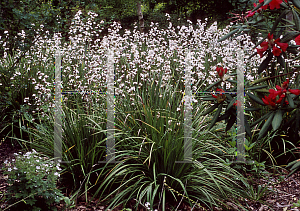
[7,168,12,172]
[36,166,40,170]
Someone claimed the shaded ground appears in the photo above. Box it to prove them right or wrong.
[1,140,300,211]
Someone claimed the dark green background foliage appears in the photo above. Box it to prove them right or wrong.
[0,0,248,56]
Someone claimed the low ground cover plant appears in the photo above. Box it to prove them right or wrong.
[2,149,64,210]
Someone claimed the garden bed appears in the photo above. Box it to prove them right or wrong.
[1,140,300,211]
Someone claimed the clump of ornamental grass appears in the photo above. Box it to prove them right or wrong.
[89,73,252,211]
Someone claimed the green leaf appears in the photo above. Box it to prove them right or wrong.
[270,9,289,35]
[245,107,261,111]
[204,80,222,91]
[208,104,223,130]
[250,111,273,128]
[277,55,285,68]
[258,112,275,140]
[272,110,282,131]
[218,111,231,121]
[201,103,219,116]
[263,0,272,6]
[227,79,237,83]
[249,76,271,86]
[280,31,300,43]
[292,9,300,31]
[258,52,273,74]
[247,85,268,90]
[252,2,264,12]
[287,94,295,108]
[226,114,236,132]
[287,46,300,54]
[246,92,265,105]
[200,97,219,101]
[292,0,300,9]
[218,28,240,42]
[226,98,237,111]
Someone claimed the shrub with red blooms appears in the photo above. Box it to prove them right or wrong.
[256,33,288,57]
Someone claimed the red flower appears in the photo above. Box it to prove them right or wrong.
[262,94,277,108]
[269,0,283,10]
[272,46,282,56]
[259,0,269,10]
[256,33,288,57]
[275,39,288,52]
[216,66,227,78]
[295,35,300,45]
[258,0,287,10]
[262,79,298,109]
[281,79,289,89]
[289,89,300,95]
[246,10,256,18]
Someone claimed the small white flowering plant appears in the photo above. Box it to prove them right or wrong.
[2,149,64,211]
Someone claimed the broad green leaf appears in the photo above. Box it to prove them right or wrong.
[280,2,289,9]
[245,107,261,111]
[258,52,273,74]
[218,28,240,42]
[258,112,275,140]
[292,9,300,31]
[226,98,237,111]
[201,103,219,116]
[200,97,219,101]
[246,92,265,105]
[277,55,285,68]
[254,88,270,93]
[287,94,295,108]
[225,93,233,101]
[287,159,299,168]
[208,104,223,130]
[250,111,273,127]
[204,80,222,91]
[263,0,272,6]
[272,110,283,131]
[292,0,300,9]
[270,9,289,35]
[226,114,236,132]
[280,31,300,43]
[287,46,300,54]
[250,76,271,86]
[290,159,300,171]
[247,85,268,90]
[227,79,237,83]
[218,112,231,121]
[252,2,264,12]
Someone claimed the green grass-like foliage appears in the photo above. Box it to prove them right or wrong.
[91,73,252,210]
